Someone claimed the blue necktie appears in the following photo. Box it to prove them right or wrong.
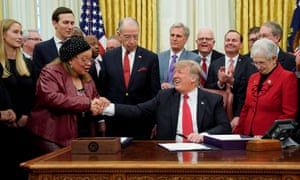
[167,55,177,82]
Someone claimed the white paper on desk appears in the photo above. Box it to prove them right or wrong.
[204,134,257,141]
[158,143,212,151]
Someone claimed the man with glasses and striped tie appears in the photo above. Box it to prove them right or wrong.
[192,28,224,87]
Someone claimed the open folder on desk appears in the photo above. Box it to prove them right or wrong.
[203,134,257,150]
[158,134,258,151]
[158,143,213,151]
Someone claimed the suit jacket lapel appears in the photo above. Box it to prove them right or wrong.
[277,48,285,64]
[162,50,171,82]
[178,48,186,60]
[233,55,243,79]
[130,47,142,86]
[50,38,58,54]
[115,47,125,86]
[171,91,181,136]
[197,88,207,130]
[90,62,97,78]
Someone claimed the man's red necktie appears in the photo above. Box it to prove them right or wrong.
[201,57,207,86]
[182,94,193,137]
[123,51,130,88]
[182,95,193,160]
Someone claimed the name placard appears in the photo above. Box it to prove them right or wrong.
[71,137,121,154]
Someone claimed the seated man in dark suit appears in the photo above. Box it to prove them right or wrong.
[259,21,295,72]
[101,60,232,143]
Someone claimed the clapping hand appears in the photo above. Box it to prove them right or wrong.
[218,66,234,86]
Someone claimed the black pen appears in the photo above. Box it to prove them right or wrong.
[176,133,187,139]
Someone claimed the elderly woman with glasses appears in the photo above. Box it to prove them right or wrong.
[234,38,298,137]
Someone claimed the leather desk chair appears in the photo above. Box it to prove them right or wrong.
[202,87,233,121]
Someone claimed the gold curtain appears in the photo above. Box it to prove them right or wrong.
[0,0,2,20]
[236,0,295,54]
[99,0,157,52]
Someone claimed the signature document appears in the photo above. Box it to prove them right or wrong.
[158,142,212,151]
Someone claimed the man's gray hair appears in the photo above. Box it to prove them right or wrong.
[261,21,282,41]
[22,29,39,39]
[169,22,190,38]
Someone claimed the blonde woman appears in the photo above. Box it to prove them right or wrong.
[0,19,36,127]
[0,18,36,180]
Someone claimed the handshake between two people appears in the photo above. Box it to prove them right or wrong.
[90,97,111,116]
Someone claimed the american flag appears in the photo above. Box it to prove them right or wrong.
[80,0,106,55]
[287,0,300,52]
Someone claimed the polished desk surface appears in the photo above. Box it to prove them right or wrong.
[24,140,300,167]
[22,141,300,179]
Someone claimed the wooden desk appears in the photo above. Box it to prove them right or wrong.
[21,140,300,180]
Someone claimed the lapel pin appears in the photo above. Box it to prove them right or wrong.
[267,80,272,84]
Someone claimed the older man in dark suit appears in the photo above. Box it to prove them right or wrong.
[259,21,295,72]
[191,28,224,86]
[101,60,231,143]
[32,7,75,75]
[101,17,160,139]
[205,30,257,131]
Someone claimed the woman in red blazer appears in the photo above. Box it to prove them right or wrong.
[234,38,298,136]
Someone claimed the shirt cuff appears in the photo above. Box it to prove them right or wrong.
[217,81,225,89]
[200,132,208,136]
[98,119,105,123]
[102,103,115,116]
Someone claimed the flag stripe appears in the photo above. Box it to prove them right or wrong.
[287,0,300,52]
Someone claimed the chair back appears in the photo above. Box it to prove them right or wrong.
[202,87,233,121]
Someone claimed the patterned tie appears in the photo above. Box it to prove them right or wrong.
[123,51,130,88]
[228,58,234,74]
[182,94,193,137]
[95,58,101,77]
[201,57,207,86]
[167,54,177,82]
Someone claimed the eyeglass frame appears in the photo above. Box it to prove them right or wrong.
[27,37,42,41]
[196,37,214,42]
